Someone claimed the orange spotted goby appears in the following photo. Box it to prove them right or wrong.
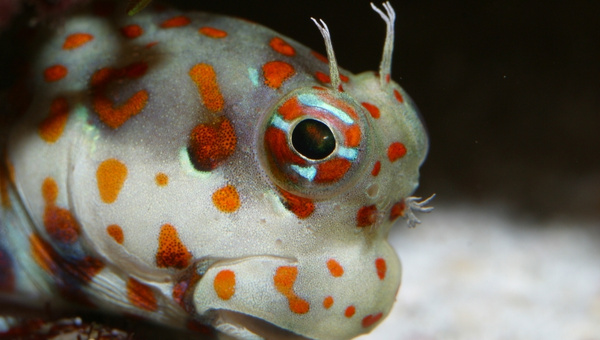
[0,1,432,338]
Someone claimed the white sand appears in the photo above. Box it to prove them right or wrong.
[358,204,600,340]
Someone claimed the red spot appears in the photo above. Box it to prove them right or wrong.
[311,50,328,63]
[44,206,81,244]
[44,65,67,82]
[390,200,406,221]
[344,125,361,148]
[326,259,344,277]
[41,177,80,244]
[375,258,387,280]
[386,74,391,83]
[278,96,305,121]
[63,33,94,49]
[274,266,310,314]
[160,15,191,28]
[371,161,381,176]
[362,312,383,328]
[120,24,143,39]
[315,71,330,83]
[315,71,349,84]
[188,117,237,171]
[270,37,295,56]
[357,205,378,227]
[361,102,380,119]
[127,277,157,311]
[264,126,306,166]
[387,142,407,162]
[323,296,334,309]
[106,224,124,244]
[315,158,351,183]
[278,188,315,219]
[393,89,404,103]
[263,61,295,89]
[90,62,149,129]
[199,27,227,38]
[345,305,356,318]
[156,224,192,269]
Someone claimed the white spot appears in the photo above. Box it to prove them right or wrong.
[291,164,317,181]
[248,67,259,86]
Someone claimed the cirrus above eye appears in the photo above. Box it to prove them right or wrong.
[292,119,335,160]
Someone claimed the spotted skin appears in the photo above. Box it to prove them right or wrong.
[1,2,429,339]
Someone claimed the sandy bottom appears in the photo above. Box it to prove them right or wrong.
[358,204,600,340]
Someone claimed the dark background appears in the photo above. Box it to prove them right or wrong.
[3,0,600,221]
[188,0,600,221]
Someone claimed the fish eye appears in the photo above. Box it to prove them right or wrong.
[291,119,335,160]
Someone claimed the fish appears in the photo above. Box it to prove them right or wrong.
[0,1,431,338]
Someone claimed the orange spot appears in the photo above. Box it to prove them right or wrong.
[362,312,383,328]
[311,50,328,63]
[106,224,124,244]
[127,277,157,311]
[63,33,93,49]
[393,89,404,103]
[263,61,295,89]
[361,102,380,119]
[154,172,168,186]
[375,258,387,280]
[315,158,351,183]
[326,259,344,277]
[188,117,237,171]
[214,269,235,300]
[323,296,334,309]
[344,125,361,148]
[44,205,80,244]
[120,24,143,39]
[269,37,295,56]
[156,224,192,269]
[189,63,224,113]
[371,161,381,176]
[274,266,310,314]
[41,177,58,204]
[315,71,330,83]
[96,159,128,204]
[390,201,406,221]
[212,185,240,213]
[160,15,190,28]
[345,305,356,318]
[357,205,378,227]
[30,234,54,273]
[90,62,149,129]
[44,65,67,82]
[39,97,69,143]
[146,41,158,48]
[387,142,407,162]
[199,27,227,38]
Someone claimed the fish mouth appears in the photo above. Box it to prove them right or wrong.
[211,309,311,339]
[191,248,401,339]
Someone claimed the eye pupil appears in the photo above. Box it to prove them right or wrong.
[292,119,335,160]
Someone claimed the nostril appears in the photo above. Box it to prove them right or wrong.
[366,183,379,198]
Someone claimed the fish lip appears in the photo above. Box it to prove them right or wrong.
[211,309,312,340]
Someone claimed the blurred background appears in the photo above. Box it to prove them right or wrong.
[1,0,599,339]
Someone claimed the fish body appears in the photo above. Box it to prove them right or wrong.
[0,1,429,339]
